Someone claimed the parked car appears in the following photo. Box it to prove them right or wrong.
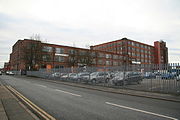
[108,71,119,79]
[77,72,90,82]
[143,72,156,79]
[110,72,143,86]
[161,73,176,79]
[6,71,15,75]
[0,71,2,75]
[60,73,69,80]
[176,74,180,81]
[51,72,61,78]
[68,73,78,81]
[90,72,111,84]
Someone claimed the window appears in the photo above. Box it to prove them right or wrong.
[55,56,64,62]
[113,61,118,66]
[92,59,96,64]
[141,49,144,53]
[137,53,140,57]
[132,47,135,51]
[79,50,86,55]
[69,49,77,54]
[128,41,131,45]
[119,56,123,60]
[106,61,111,65]
[42,46,52,52]
[106,54,111,59]
[136,48,140,52]
[136,43,140,47]
[98,59,103,65]
[98,53,105,58]
[117,42,122,46]
[141,44,144,48]
[132,42,135,46]
[132,53,135,57]
[42,55,51,61]
[56,48,64,54]
[128,52,131,56]
[113,55,118,59]
[91,52,96,57]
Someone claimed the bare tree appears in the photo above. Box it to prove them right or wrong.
[68,50,93,67]
[22,35,43,70]
[29,34,41,41]
[85,44,90,49]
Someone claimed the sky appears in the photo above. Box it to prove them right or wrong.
[0,0,180,68]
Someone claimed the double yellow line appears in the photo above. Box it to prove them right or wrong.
[6,86,56,120]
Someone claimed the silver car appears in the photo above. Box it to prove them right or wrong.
[90,72,110,84]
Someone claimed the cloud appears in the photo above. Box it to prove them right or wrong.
[0,0,180,67]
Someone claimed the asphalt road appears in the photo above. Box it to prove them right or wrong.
[0,75,180,120]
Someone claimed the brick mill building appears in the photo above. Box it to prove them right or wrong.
[91,38,168,65]
[9,38,168,71]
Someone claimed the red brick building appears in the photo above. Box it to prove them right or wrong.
[9,39,124,71]
[3,62,10,71]
[9,38,168,71]
[90,38,168,65]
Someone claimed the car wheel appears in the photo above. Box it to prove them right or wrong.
[137,81,141,84]
[77,79,81,83]
[105,78,109,83]
[92,79,96,84]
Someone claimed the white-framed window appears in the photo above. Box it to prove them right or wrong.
[56,48,64,54]
[42,46,52,52]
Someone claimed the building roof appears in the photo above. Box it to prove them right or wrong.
[90,37,154,48]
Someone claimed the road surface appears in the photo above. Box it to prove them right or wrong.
[0,75,180,120]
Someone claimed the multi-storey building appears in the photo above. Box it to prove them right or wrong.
[9,39,124,71]
[3,62,10,71]
[9,38,168,71]
[90,38,168,65]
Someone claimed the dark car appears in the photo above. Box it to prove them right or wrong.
[0,71,2,75]
[176,74,180,81]
[111,72,143,86]
[161,73,176,79]
[143,72,156,79]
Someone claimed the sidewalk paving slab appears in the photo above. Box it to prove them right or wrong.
[0,85,35,120]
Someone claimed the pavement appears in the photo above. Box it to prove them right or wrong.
[0,84,36,120]
[1,75,180,120]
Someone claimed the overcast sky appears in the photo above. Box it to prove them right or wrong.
[0,0,180,68]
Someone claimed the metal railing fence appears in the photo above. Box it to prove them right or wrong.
[24,63,180,95]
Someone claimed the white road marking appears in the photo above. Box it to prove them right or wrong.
[35,84,47,88]
[55,89,82,97]
[105,102,178,120]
